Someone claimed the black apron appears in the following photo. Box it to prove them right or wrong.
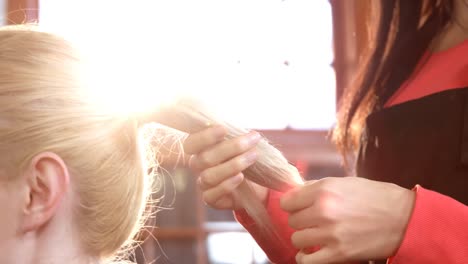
[356,88,468,264]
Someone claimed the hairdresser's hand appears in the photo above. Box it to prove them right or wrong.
[280,177,415,264]
[184,126,268,210]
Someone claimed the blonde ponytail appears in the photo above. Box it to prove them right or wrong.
[143,98,304,235]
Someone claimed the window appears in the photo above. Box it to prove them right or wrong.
[207,230,269,264]
[40,0,335,130]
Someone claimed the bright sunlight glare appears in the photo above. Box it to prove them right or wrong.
[39,0,335,129]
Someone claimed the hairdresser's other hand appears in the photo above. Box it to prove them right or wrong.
[280,177,415,263]
[184,126,268,210]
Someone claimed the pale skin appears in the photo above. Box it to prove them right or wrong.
[0,153,97,264]
[184,2,468,262]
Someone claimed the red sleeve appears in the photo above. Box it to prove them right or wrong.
[234,189,298,264]
[389,185,468,264]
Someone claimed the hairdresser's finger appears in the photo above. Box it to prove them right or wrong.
[296,247,336,264]
[213,195,235,209]
[288,205,321,230]
[191,131,261,170]
[202,173,244,207]
[198,150,257,188]
[183,125,227,155]
[291,228,325,249]
[280,180,320,212]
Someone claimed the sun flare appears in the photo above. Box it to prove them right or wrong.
[39,0,336,129]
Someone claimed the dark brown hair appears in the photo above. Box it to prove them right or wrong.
[333,0,454,156]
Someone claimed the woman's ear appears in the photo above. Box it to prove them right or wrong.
[21,152,70,233]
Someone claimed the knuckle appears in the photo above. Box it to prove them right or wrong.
[191,154,203,168]
[202,131,215,144]
[219,182,233,194]
[316,204,332,222]
[316,188,328,198]
[196,177,203,188]
[315,192,328,211]
[290,232,301,248]
[229,158,245,173]
[200,171,216,186]
[318,178,333,189]
[315,189,328,203]
[202,192,215,206]
[182,138,194,154]
[189,155,200,171]
[316,192,339,223]
[198,177,211,191]
[233,138,248,152]
[218,184,229,195]
[198,152,213,167]
[322,177,341,190]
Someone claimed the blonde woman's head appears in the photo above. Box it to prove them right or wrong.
[0,26,152,263]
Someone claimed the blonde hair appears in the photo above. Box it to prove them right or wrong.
[0,26,152,259]
[145,99,304,236]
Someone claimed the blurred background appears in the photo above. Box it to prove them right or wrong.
[3,0,369,263]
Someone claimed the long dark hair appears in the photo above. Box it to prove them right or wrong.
[333,0,454,156]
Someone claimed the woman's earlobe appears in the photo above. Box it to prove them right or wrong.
[21,152,70,233]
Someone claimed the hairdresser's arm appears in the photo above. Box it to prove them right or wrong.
[388,186,468,264]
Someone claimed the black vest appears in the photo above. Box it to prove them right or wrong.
[356,88,468,264]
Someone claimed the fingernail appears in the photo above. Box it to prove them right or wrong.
[243,151,258,164]
[247,132,262,145]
